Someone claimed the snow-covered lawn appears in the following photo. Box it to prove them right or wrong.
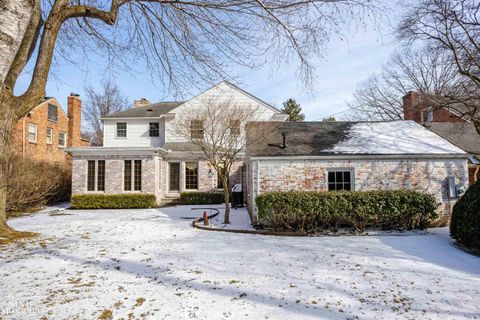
[1,206,479,320]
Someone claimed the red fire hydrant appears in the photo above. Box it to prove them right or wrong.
[203,211,209,226]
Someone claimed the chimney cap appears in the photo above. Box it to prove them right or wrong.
[70,92,80,97]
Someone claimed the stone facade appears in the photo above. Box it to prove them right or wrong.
[246,157,469,224]
[72,153,244,204]
[11,95,88,165]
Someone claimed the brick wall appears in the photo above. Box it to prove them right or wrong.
[247,158,469,224]
[11,95,86,165]
[403,91,465,123]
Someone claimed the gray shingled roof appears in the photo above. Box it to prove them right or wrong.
[246,120,466,157]
[103,102,183,118]
[425,122,480,155]
[162,142,203,152]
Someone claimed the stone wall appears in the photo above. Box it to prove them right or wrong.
[247,157,469,224]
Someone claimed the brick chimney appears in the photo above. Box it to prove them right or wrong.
[133,98,151,108]
[402,91,421,122]
[67,93,82,147]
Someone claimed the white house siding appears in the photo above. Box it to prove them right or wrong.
[246,157,469,224]
[103,118,166,147]
[165,82,280,143]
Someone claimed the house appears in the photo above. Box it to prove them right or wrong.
[10,93,89,165]
[403,91,480,184]
[67,81,288,204]
[245,120,469,224]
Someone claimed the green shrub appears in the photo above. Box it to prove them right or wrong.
[256,190,438,232]
[450,180,480,251]
[180,192,225,205]
[71,194,156,209]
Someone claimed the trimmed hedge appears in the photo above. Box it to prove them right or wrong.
[180,192,225,205]
[450,180,480,251]
[256,190,438,232]
[71,194,156,209]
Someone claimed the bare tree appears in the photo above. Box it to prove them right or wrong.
[0,0,379,237]
[174,100,269,224]
[346,47,460,121]
[397,0,480,134]
[84,79,129,146]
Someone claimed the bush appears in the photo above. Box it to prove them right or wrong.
[71,194,156,209]
[180,192,225,205]
[450,180,480,251]
[7,156,71,216]
[256,190,438,232]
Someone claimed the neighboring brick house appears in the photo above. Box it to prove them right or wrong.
[403,91,480,184]
[10,93,89,165]
[245,121,469,225]
[67,81,288,204]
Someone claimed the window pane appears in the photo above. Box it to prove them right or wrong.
[169,163,180,191]
[124,160,132,191]
[117,123,127,137]
[185,162,198,190]
[328,183,336,191]
[344,183,351,191]
[97,161,105,191]
[344,171,351,183]
[230,120,240,136]
[134,160,142,191]
[149,122,160,137]
[336,171,343,183]
[48,104,58,122]
[87,161,96,191]
[328,171,335,183]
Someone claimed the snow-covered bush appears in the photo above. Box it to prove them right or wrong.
[180,192,224,205]
[71,194,156,209]
[256,190,438,232]
[7,156,71,216]
[450,180,480,251]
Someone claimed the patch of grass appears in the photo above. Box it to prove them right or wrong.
[134,297,145,307]
[98,309,113,320]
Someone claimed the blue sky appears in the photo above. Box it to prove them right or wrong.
[14,7,400,121]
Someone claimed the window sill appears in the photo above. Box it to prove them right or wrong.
[28,141,37,144]
[115,137,127,139]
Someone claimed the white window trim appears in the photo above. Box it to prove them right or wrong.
[326,168,355,191]
[116,122,127,139]
[58,132,66,148]
[46,128,53,144]
[184,161,199,191]
[28,123,37,143]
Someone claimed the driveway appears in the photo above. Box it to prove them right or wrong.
[1,206,479,319]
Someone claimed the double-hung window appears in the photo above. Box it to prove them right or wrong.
[149,122,160,137]
[124,160,142,191]
[58,132,66,148]
[217,161,226,189]
[190,120,204,140]
[116,122,127,137]
[327,169,353,191]
[28,123,37,143]
[87,160,105,192]
[46,128,53,144]
[185,162,198,190]
[229,120,240,137]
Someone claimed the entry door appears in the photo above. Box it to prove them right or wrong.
[169,162,180,192]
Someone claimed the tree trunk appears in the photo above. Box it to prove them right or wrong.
[223,176,230,224]
[0,0,34,89]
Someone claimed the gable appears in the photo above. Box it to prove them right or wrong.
[169,81,282,117]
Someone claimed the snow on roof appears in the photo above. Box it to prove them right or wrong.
[327,121,466,155]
